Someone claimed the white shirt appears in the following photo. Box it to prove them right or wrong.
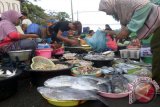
[16,26,24,34]
[22,19,32,27]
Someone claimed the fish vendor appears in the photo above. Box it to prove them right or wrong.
[99,0,160,84]
[0,10,38,53]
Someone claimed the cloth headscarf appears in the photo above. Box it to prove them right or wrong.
[99,0,150,26]
[0,10,22,41]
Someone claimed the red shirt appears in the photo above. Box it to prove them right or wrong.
[0,32,20,47]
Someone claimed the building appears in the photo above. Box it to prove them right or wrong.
[0,0,21,16]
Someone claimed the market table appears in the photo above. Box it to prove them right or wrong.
[0,78,160,107]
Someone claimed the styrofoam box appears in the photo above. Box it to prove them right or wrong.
[120,49,129,58]
[128,49,140,59]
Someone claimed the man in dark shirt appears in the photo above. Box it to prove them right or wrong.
[49,21,82,46]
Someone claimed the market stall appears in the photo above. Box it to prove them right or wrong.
[0,42,159,107]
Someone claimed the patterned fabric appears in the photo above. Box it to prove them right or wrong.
[0,10,22,41]
[127,3,153,34]
[0,41,21,53]
[137,5,160,39]
[150,0,160,5]
[99,0,150,25]
[151,27,160,83]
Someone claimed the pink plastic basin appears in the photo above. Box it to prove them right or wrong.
[35,48,53,58]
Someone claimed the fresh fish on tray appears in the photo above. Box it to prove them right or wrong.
[44,76,76,87]
[38,86,109,106]
[83,53,114,61]
[71,77,108,92]
[38,86,95,100]
[44,76,108,92]
[104,74,129,93]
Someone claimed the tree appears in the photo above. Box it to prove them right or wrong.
[21,1,71,25]
[47,11,71,21]
[56,12,71,21]
[21,1,48,25]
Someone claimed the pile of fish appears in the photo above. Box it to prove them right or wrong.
[83,52,114,61]
[38,75,130,106]
[101,63,152,77]
[0,69,16,78]
[72,66,101,75]
[63,53,77,60]
[66,60,93,67]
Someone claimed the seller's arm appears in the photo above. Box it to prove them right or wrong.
[20,33,38,39]
[57,30,79,46]
[104,30,117,35]
[116,3,152,40]
[6,32,38,41]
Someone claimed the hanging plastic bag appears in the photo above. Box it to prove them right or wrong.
[84,30,107,52]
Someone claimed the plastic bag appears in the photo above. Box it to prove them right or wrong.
[84,30,107,52]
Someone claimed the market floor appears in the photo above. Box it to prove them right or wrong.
[0,78,160,107]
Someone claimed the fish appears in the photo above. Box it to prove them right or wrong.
[79,76,109,85]
[71,77,108,92]
[38,86,109,106]
[0,69,16,78]
[44,76,108,92]
[37,86,95,100]
[44,76,76,87]
[104,74,129,93]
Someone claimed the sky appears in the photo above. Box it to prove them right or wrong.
[29,0,121,31]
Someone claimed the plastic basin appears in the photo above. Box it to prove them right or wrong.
[35,48,53,58]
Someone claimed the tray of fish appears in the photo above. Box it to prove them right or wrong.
[66,59,93,67]
[83,54,114,61]
[0,68,22,101]
[71,66,101,77]
[44,76,108,92]
[98,74,131,98]
[30,56,73,72]
[62,53,77,60]
[40,76,109,106]
[0,69,17,78]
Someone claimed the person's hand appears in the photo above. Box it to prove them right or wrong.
[71,39,79,46]
[116,28,129,39]
[51,42,62,49]
[30,34,39,38]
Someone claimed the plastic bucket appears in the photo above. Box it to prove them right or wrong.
[35,48,53,58]
[128,49,140,59]
[119,49,129,58]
